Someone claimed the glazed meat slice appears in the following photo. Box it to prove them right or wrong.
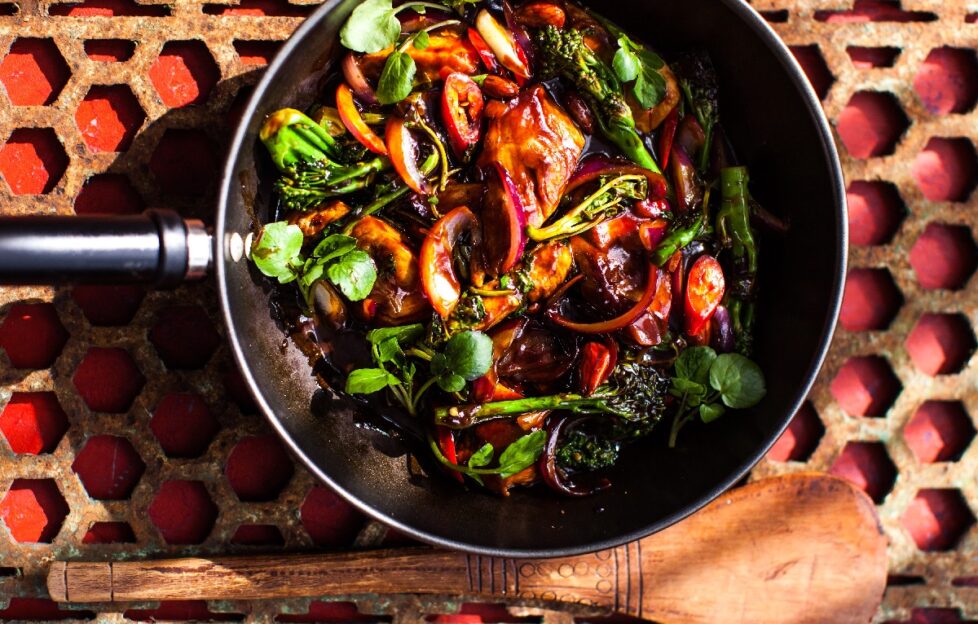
[286,200,350,237]
[478,85,585,226]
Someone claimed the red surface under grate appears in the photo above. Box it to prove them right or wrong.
[1,0,977,622]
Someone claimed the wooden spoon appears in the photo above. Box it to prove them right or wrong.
[48,474,886,624]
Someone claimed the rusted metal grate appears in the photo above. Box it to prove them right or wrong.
[0,0,977,622]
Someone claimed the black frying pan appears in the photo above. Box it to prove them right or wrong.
[0,0,846,557]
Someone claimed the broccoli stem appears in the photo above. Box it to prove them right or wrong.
[527,174,647,242]
[260,108,341,172]
[434,392,623,429]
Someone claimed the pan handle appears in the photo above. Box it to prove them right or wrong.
[0,209,212,287]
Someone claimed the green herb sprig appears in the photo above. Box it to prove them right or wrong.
[612,34,667,110]
[429,430,546,484]
[667,346,766,447]
[345,325,492,415]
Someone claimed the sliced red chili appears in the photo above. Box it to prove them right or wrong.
[684,254,726,337]
[436,426,464,484]
[335,83,386,155]
[578,339,618,396]
[385,116,430,195]
[441,72,484,157]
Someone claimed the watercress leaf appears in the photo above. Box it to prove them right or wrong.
[312,234,358,262]
[375,337,403,363]
[340,0,401,53]
[633,68,666,110]
[709,353,767,409]
[671,377,706,397]
[442,330,493,380]
[345,367,400,394]
[437,373,466,393]
[298,259,326,290]
[326,249,377,301]
[367,323,425,346]
[413,30,430,50]
[468,442,494,469]
[675,346,717,384]
[250,221,304,282]
[497,430,546,478]
[429,352,449,377]
[637,48,665,70]
[699,402,725,423]
[376,51,416,105]
[612,38,640,83]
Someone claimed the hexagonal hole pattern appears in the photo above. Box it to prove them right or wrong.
[913,48,978,115]
[767,402,824,462]
[0,598,94,621]
[224,367,257,414]
[847,181,906,246]
[226,434,294,502]
[905,401,975,463]
[150,41,219,108]
[72,435,145,500]
[233,40,280,66]
[149,305,221,369]
[125,601,243,622]
[49,0,169,16]
[84,39,135,62]
[83,521,136,544]
[75,85,145,153]
[829,441,897,503]
[847,46,900,68]
[277,601,387,623]
[790,45,833,100]
[72,347,145,413]
[830,356,902,417]
[149,129,218,196]
[230,523,284,546]
[0,128,68,195]
[0,38,69,105]
[151,393,219,457]
[906,313,975,376]
[0,392,68,454]
[837,91,909,159]
[148,480,218,545]
[815,1,936,23]
[910,223,978,290]
[72,284,146,325]
[0,303,68,369]
[0,479,69,543]
[300,486,364,547]
[912,138,978,202]
[74,173,145,216]
[901,489,975,551]
[840,268,903,332]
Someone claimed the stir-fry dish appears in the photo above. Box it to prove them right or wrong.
[249,0,776,496]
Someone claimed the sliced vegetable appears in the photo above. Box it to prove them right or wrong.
[385,116,430,195]
[684,254,725,337]
[578,340,617,396]
[467,27,499,72]
[565,155,668,199]
[481,163,528,275]
[540,415,612,497]
[436,426,464,483]
[342,53,379,105]
[336,83,387,155]
[441,72,484,156]
[658,106,679,170]
[475,9,530,81]
[420,206,480,318]
[548,266,660,334]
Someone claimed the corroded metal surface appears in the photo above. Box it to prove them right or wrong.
[0,0,976,622]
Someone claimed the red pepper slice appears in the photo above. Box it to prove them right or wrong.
[385,116,430,195]
[684,255,726,336]
[436,426,464,484]
[441,72,484,157]
[467,27,499,73]
[548,266,660,334]
[578,339,618,396]
[335,83,387,155]
[658,106,680,170]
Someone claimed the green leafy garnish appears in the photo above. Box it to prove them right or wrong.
[345,368,401,394]
[340,0,402,53]
[298,234,377,302]
[668,346,766,447]
[468,443,494,469]
[612,35,666,110]
[345,326,492,415]
[429,431,546,483]
[377,50,417,105]
[250,222,304,284]
[412,30,430,50]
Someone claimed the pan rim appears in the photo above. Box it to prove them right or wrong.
[215,0,848,558]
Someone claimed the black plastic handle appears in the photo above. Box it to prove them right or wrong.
[0,209,210,287]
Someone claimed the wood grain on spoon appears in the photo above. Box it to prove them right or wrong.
[48,474,886,624]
